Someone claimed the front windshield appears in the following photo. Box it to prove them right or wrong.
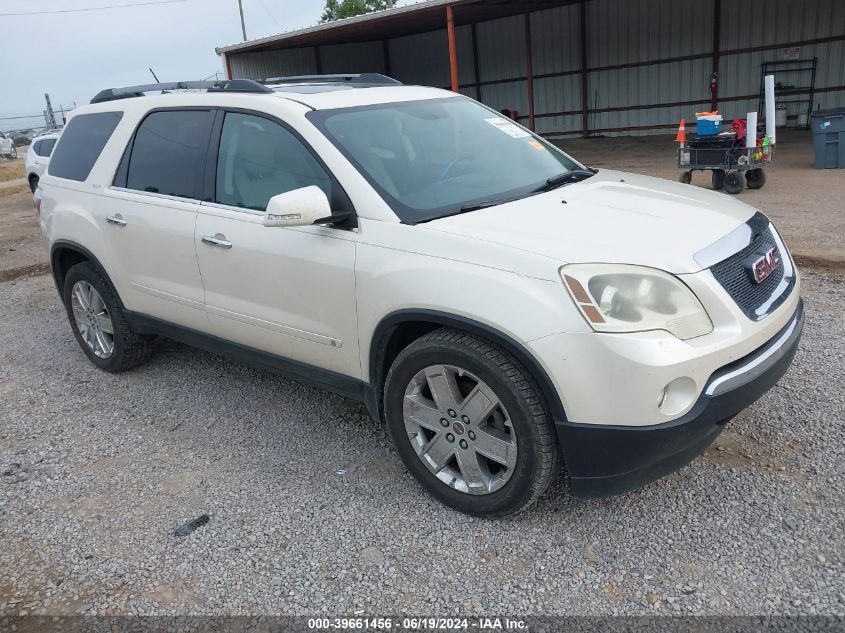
[308,97,582,223]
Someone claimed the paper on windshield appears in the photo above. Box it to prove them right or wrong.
[485,118,531,138]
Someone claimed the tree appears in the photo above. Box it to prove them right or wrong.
[321,0,396,23]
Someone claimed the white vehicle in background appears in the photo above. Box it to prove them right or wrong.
[25,132,60,192]
[0,132,17,160]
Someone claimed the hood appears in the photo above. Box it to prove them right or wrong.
[424,170,758,274]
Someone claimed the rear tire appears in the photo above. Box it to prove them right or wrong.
[711,169,726,190]
[28,175,39,193]
[724,171,745,194]
[746,168,766,189]
[383,328,561,517]
[63,261,152,373]
[678,171,692,184]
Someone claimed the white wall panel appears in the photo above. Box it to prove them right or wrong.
[587,0,714,67]
[531,4,581,75]
[476,15,527,82]
[480,81,529,118]
[388,26,474,88]
[229,48,316,79]
[533,75,581,134]
[721,0,845,50]
[319,41,385,74]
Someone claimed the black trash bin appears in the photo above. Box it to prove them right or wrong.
[810,107,845,169]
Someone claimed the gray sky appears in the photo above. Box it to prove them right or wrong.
[1,0,405,132]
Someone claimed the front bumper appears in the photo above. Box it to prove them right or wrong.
[557,299,804,498]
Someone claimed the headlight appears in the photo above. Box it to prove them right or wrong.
[561,264,713,340]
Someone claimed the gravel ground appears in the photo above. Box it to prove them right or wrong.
[0,270,843,617]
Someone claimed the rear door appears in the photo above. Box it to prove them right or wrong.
[30,138,56,176]
[101,109,213,331]
[194,109,360,378]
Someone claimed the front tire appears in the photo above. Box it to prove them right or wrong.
[383,328,561,517]
[29,175,39,193]
[63,262,152,372]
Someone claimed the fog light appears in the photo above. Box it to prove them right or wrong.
[658,377,697,416]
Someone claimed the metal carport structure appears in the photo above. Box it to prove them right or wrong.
[216,0,845,138]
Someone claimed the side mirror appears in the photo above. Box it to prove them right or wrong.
[263,186,334,228]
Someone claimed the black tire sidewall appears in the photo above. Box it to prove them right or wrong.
[746,168,766,189]
[384,339,548,517]
[711,169,726,190]
[63,263,132,372]
[725,171,745,194]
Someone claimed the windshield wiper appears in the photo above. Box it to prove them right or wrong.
[532,169,595,193]
[417,195,527,223]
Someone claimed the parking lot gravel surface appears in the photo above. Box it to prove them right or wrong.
[0,270,843,617]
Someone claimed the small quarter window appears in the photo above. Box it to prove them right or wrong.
[126,110,213,199]
[48,112,122,181]
[215,112,331,211]
[39,138,56,157]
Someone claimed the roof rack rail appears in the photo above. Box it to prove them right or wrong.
[90,79,273,104]
[262,73,402,86]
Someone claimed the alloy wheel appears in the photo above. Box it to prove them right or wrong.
[402,364,517,495]
[70,281,115,359]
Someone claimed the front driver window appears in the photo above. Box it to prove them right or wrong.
[216,112,331,211]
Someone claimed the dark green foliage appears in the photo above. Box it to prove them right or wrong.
[321,0,396,23]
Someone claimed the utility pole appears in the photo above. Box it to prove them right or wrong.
[237,0,247,41]
[44,93,56,128]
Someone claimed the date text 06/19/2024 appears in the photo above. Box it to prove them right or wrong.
[307,617,528,631]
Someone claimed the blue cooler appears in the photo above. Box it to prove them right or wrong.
[697,119,722,136]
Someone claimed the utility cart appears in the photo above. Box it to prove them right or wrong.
[678,138,773,194]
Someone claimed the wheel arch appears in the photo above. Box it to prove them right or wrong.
[368,310,567,426]
[50,240,123,307]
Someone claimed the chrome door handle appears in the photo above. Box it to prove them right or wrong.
[201,234,232,249]
[106,214,127,226]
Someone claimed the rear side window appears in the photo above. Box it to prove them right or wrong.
[48,112,122,181]
[125,110,212,199]
[39,138,57,156]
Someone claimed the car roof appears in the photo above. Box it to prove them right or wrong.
[70,83,457,122]
[269,84,454,110]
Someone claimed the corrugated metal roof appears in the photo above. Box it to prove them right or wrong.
[216,0,581,55]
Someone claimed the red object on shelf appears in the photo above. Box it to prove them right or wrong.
[733,118,747,142]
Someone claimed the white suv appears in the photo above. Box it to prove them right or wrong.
[25,132,60,192]
[37,76,803,516]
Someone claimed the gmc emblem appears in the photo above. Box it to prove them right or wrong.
[745,246,782,284]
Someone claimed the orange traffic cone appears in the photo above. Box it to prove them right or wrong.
[675,118,687,144]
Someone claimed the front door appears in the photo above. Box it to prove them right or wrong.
[195,110,360,379]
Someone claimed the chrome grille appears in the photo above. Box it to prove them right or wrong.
[710,223,794,320]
